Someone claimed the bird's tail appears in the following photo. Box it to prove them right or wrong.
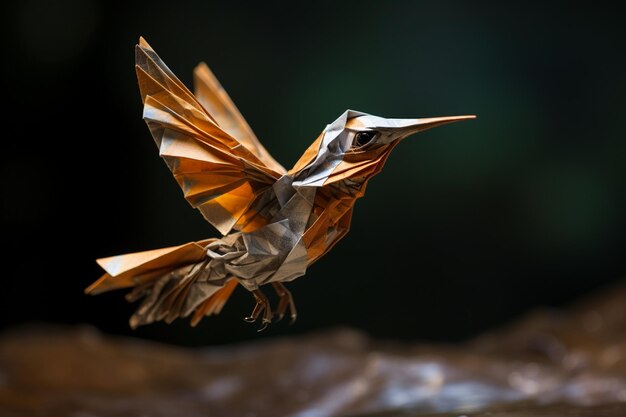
[85,239,238,328]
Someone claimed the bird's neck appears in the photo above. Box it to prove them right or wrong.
[290,177,367,264]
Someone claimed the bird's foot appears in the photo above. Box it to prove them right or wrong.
[244,289,272,331]
[272,282,297,324]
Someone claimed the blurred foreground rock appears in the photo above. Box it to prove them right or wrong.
[1,282,626,417]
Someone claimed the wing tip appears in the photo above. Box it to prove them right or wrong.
[138,36,149,48]
[195,61,210,72]
[193,62,218,88]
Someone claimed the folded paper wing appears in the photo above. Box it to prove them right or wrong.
[135,37,284,235]
[193,63,286,174]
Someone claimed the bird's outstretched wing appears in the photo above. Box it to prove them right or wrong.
[135,37,284,235]
[193,63,286,174]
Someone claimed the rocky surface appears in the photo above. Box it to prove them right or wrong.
[1,282,626,417]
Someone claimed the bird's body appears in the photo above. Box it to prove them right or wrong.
[86,38,474,329]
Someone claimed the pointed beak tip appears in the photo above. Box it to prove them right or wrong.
[445,114,476,122]
[410,114,477,130]
[392,114,476,139]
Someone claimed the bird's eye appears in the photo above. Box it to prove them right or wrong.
[353,131,376,148]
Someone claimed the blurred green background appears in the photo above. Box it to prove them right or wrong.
[2,1,625,345]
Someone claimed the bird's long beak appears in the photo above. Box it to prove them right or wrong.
[391,115,476,139]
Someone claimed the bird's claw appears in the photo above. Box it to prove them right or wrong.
[257,318,271,332]
[244,284,297,331]
[244,289,272,331]
[272,282,297,325]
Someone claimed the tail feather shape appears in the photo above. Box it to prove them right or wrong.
[86,239,239,328]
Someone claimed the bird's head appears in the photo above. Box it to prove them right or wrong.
[291,110,475,191]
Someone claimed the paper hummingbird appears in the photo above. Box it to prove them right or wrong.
[86,38,475,330]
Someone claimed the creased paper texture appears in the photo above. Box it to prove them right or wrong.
[86,37,475,330]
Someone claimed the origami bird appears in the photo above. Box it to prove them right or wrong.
[86,38,475,330]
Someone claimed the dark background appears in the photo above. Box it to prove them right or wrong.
[2,1,625,346]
